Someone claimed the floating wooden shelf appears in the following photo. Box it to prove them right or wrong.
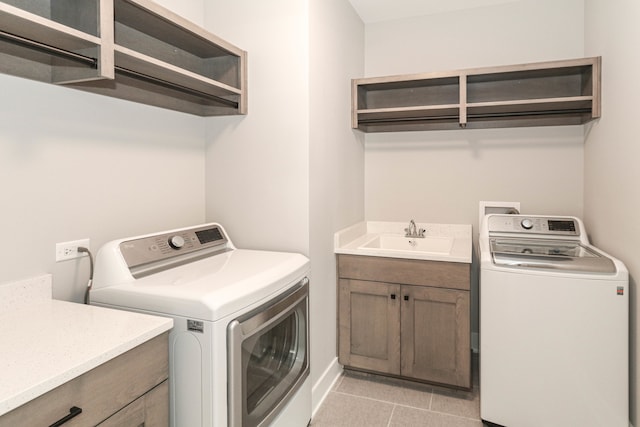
[0,0,247,116]
[352,57,601,132]
[0,1,112,84]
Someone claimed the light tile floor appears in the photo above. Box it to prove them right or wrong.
[311,356,486,427]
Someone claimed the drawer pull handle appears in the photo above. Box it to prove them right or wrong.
[50,406,82,427]
[403,295,409,301]
[390,294,396,299]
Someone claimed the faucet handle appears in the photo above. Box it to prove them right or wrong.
[418,228,425,237]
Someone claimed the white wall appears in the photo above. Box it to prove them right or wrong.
[309,0,365,408]
[363,0,586,336]
[153,0,205,26]
[203,0,310,254]
[365,0,584,76]
[0,43,205,302]
[584,1,640,424]
[203,0,365,410]
[365,127,584,225]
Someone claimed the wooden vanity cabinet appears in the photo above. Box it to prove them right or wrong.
[337,254,471,389]
[0,333,169,427]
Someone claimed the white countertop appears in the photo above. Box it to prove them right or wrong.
[335,221,472,263]
[0,275,173,417]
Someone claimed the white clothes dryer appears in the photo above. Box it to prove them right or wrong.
[479,214,628,427]
[90,223,311,427]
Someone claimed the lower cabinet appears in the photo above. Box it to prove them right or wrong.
[400,285,470,387]
[338,279,402,376]
[0,333,169,427]
[337,255,471,389]
[98,381,168,427]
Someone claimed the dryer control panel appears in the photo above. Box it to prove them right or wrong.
[119,224,231,276]
[487,215,580,237]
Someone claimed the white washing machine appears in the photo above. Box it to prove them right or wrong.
[479,214,628,427]
[90,223,311,427]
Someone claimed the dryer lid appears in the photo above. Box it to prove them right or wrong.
[91,248,310,321]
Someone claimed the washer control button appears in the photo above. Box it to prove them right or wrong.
[521,218,534,230]
[168,235,185,249]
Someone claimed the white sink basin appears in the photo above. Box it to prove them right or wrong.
[334,221,472,263]
[360,234,454,255]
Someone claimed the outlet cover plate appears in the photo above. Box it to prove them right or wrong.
[55,239,90,262]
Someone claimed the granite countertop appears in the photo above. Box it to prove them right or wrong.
[0,275,173,417]
[334,221,472,263]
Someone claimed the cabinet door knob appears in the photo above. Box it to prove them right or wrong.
[390,294,396,299]
[403,295,409,301]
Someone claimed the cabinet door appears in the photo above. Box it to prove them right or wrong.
[401,286,470,388]
[338,279,401,375]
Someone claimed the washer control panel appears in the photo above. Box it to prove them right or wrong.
[487,215,580,236]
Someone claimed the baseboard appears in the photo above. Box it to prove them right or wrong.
[311,357,343,418]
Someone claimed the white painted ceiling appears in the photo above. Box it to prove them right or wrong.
[348,0,521,23]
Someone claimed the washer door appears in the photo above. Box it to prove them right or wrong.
[227,278,309,427]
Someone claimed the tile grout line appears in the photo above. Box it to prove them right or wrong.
[331,390,399,406]
[428,387,434,410]
[399,404,482,422]
[333,374,345,391]
[386,405,396,427]
[390,402,483,424]
[332,390,482,423]
[336,372,483,418]
[332,389,434,413]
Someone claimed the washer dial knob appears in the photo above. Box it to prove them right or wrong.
[520,218,534,230]
[168,235,185,249]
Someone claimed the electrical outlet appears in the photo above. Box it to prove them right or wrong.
[55,239,90,262]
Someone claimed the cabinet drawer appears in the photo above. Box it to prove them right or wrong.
[337,254,470,290]
[98,381,168,427]
[0,333,168,427]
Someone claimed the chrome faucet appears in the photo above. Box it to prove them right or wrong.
[405,219,425,238]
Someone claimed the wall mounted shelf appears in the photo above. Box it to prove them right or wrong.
[352,57,601,132]
[0,0,246,116]
[0,1,112,84]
